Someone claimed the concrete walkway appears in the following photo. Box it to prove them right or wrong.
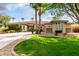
[0,32,32,56]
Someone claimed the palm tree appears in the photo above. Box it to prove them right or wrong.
[31,17,34,21]
[30,3,48,34]
[30,3,38,31]
[38,6,41,27]
[12,17,15,22]
[36,3,48,33]
[31,3,47,33]
[21,18,24,21]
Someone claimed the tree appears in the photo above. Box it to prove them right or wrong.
[21,18,24,21]
[30,3,38,30]
[0,15,11,27]
[30,3,48,34]
[46,3,64,19]
[8,24,21,32]
[31,17,34,21]
[12,17,15,22]
[63,3,79,23]
[47,3,79,23]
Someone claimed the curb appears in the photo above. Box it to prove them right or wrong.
[11,35,32,56]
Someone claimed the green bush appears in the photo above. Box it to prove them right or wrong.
[7,30,16,33]
[8,24,21,32]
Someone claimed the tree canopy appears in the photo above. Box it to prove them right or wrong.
[30,3,48,15]
[0,15,11,27]
[47,3,79,23]
[30,3,79,23]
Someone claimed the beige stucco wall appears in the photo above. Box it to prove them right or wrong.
[70,24,79,32]
[21,25,27,31]
[66,24,73,33]
[61,23,79,33]
[44,24,53,33]
[0,26,6,33]
[0,28,3,32]
[44,23,66,34]
[34,25,36,30]
[20,22,79,33]
[62,23,66,33]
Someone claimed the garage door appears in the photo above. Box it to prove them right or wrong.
[66,28,71,33]
[46,28,52,33]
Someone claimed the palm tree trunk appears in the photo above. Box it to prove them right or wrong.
[35,9,37,29]
[38,7,41,34]
[35,9,39,34]
[39,7,41,26]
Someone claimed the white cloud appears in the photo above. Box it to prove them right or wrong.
[6,3,29,11]
[16,3,28,7]
[6,5,16,10]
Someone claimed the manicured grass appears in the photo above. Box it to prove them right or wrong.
[15,35,79,56]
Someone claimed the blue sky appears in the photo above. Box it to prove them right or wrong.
[0,3,73,22]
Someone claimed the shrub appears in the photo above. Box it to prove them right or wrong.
[7,30,16,33]
[8,24,21,32]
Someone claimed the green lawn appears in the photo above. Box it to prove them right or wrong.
[15,35,79,56]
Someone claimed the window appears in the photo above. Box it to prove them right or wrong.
[55,22,63,31]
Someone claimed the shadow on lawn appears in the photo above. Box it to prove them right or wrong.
[15,36,79,56]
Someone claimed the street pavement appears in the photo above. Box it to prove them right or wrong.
[0,32,32,49]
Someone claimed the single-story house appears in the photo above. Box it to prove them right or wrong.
[10,21,48,32]
[10,19,79,34]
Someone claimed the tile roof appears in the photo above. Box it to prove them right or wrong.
[10,21,49,25]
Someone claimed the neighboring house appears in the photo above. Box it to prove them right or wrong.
[0,24,7,33]
[10,19,79,34]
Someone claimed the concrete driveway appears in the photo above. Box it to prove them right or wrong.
[0,32,32,49]
[67,33,79,37]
